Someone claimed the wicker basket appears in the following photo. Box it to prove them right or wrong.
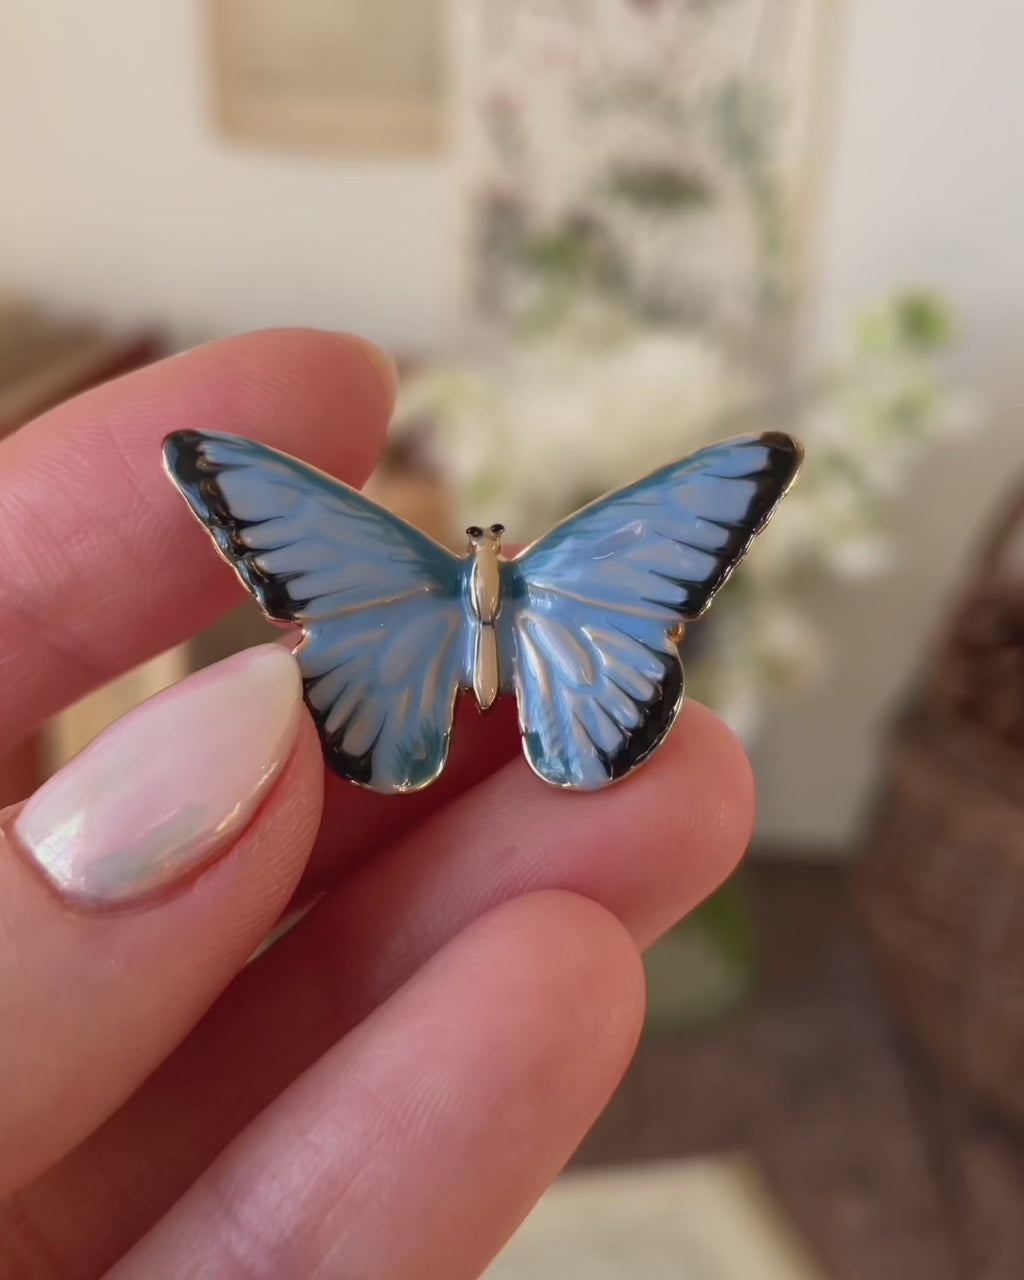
[859,488,1024,1126]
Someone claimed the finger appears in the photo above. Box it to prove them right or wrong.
[318,699,754,973]
[0,645,322,1196]
[0,321,521,902]
[304,694,522,889]
[111,892,645,1280]
[5,702,750,1275]
[0,328,394,755]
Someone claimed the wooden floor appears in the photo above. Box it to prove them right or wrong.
[575,861,1024,1280]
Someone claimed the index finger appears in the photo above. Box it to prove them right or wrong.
[0,328,394,755]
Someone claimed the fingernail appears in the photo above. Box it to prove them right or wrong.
[347,334,398,410]
[14,645,303,909]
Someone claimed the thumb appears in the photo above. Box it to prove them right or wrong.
[0,644,323,1194]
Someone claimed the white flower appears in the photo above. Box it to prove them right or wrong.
[824,534,893,580]
[396,319,750,539]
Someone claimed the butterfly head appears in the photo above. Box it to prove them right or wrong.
[466,523,504,555]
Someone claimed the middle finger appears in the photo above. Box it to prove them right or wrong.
[6,701,752,1275]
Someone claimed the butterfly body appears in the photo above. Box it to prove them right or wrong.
[467,526,504,711]
[163,429,801,794]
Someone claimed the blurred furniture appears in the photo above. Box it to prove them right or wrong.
[0,302,160,437]
[859,484,1024,1131]
[583,860,1024,1280]
[489,1155,828,1280]
[0,302,162,804]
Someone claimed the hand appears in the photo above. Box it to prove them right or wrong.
[0,331,753,1279]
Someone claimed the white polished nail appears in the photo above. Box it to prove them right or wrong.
[14,644,302,908]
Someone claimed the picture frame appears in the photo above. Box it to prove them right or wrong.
[208,0,449,155]
[451,0,847,339]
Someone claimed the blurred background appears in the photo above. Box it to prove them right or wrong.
[3,2,1024,1277]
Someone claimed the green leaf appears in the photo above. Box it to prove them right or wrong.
[606,162,714,212]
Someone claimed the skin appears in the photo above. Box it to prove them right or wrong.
[0,330,754,1279]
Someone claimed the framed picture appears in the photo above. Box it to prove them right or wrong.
[452,0,846,337]
[209,0,448,154]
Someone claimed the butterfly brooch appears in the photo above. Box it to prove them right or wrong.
[163,429,801,794]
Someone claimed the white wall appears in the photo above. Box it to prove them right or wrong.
[0,1,453,351]
[752,0,1024,849]
[3,0,1024,849]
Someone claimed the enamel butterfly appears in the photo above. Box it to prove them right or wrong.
[163,430,801,794]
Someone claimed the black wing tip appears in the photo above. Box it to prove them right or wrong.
[162,429,301,622]
[162,427,248,463]
[701,430,803,496]
[162,428,207,451]
[758,429,802,452]
[758,429,803,471]
[744,431,803,488]
[712,430,801,518]
[163,430,255,497]
[755,431,803,503]
[674,432,802,621]
[162,429,210,484]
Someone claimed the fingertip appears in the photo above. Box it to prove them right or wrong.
[671,700,756,876]
[106,889,648,1280]
[474,890,648,1065]
[476,890,645,1029]
[514,700,756,950]
[168,327,395,483]
[222,704,326,920]
[610,701,754,947]
[341,333,399,419]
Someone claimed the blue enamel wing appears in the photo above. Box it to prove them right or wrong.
[163,430,801,794]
